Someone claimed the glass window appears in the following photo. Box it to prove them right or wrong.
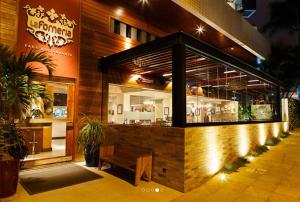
[184,51,279,124]
[108,84,172,126]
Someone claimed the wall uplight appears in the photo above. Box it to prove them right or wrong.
[220,173,227,182]
[238,125,250,157]
[205,128,222,175]
[272,124,279,138]
[258,124,267,145]
[283,122,289,133]
[139,0,149,6]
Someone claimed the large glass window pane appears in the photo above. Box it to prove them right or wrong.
[185,49,279,124]
[108,84,172,126]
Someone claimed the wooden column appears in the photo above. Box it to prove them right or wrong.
[172,43,186,127]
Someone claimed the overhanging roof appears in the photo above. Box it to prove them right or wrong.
[99,32,284,88]
[172,0,270,60]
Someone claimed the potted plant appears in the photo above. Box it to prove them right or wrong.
[78,116,105,167]
[0,123,28,198]
[0,44,55,198]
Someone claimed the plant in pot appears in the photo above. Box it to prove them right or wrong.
[0,123,28,198]
[78,116,105,167]
[0,44,55,198]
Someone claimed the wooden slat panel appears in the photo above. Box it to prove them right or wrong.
[0,0,18,49]
[79,0,168,118]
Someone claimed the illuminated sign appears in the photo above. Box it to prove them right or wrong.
[24,5,77,48]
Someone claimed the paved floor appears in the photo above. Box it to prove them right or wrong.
[2,128,300,202]
[173,128,300,202]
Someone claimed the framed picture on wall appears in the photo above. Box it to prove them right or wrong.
[164,107,169,115]
[117,104,123,115]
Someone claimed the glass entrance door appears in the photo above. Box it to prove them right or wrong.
[23,81,74,162]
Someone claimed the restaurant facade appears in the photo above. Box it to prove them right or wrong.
[0,0,289,192]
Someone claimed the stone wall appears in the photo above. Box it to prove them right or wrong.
[184,122,288,192]
[104,122,288,192]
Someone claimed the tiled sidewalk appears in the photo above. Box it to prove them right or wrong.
[2,128,300,202]
[173,128,300,202]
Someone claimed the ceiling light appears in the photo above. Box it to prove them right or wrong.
[201,85,212,88]
[224,70,237,74]
[247,83,269,87]
[115,8,123,16]
[248,79,259,83]
[196,25,205,34]
[163,73,172,77]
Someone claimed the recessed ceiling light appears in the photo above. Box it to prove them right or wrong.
[224,70,236,74]
[196,25,205,34]
[230,47,234,50]
[115,8,123,16]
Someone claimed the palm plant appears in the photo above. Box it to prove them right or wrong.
[78,116,105,167]
[0,44,55,122]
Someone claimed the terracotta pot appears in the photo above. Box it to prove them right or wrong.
[0,160,19,198]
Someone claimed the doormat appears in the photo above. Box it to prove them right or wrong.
[20,163,102,195]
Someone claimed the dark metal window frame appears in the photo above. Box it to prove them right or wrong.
[98,32,286,128]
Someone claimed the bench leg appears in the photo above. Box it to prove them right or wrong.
[135,157,143,186]
[143,156,152,182]
[98,159,102,170]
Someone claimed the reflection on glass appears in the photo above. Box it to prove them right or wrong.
[183,50,279,124]
[108,84,172,126]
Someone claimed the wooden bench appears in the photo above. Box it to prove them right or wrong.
[99,143,152,186]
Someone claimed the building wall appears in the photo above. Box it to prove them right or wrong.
[79,0,166,118]
[184,122,288,192]
[104,125,185,192]
[0,0,18,49]
[103,122,288,192]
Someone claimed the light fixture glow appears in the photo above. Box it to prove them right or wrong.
[248,79,259,83]
[247,156,254,162]
[163,73,172,77]
[283,122,289,133]
[205,128,222,175]
[220,173,227,182]
[247,83,269,87]
[201,85,212,88]
[258,124,267,145]
[224,70,237,74]
[238,125,250,157]
[115,8,124,16]
[212,84,229,88]
[139,0,149,6]
[273,124,279,138]
[196,25,205,34]
[140,71,153,75]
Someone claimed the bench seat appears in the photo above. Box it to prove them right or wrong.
[99,143,152,186]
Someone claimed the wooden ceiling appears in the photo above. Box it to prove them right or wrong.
[119,0,258,65]
[106,46,275,96]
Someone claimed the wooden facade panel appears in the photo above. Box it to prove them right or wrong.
[0,0,17,49]
[79,0,167,120]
